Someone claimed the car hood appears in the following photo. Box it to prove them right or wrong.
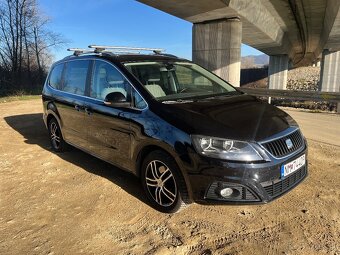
[154,94,297,142]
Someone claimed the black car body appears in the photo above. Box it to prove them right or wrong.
[42,48,308,212]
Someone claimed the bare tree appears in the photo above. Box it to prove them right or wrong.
[0,0,67,94]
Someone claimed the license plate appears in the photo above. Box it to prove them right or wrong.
[281,154,306,178]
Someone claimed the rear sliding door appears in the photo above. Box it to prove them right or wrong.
[53,59,91,149]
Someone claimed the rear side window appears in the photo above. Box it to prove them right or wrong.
[62,60,90,96]
[48,64,64,89]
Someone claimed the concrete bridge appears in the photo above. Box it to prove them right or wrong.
[138,0,340,93]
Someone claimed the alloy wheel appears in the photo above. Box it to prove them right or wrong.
[50,121,61,150]
[145,160,177,207]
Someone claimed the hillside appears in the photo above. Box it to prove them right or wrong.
[241,54,269,68]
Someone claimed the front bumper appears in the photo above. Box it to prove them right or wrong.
[187,146,308,204]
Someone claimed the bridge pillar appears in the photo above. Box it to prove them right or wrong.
[320,50,340,92]
[268,55,288,90]
[320,50,340,113]
[193,18,242,87]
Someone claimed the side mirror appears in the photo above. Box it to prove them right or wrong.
[104,92,130,108]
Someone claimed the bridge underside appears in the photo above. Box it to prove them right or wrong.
[138,0,340,67]
[138,0,340,92]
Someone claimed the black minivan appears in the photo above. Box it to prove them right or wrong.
[42,46,308,213]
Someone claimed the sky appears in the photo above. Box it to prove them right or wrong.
[39,0,263,61]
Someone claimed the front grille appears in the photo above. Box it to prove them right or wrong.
[261,166,307,198]
[261,129,304,158]
[205,182,260,202]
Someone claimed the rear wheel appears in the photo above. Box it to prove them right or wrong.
[141,150,190,213]
[48,118,67,152]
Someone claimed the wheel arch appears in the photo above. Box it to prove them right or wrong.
[135,144,193,202]
[46,107,64,139]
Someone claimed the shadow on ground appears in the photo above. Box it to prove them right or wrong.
[4,113,149,207]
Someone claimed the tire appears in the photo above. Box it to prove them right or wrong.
[141,150,190,213]
[48,118,67,152]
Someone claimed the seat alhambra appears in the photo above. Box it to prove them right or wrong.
[42,45,308,213]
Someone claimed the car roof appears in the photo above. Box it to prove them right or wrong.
[57,53,189,65]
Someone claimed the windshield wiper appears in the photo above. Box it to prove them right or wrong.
[162,99,194,104]
[188,91,240,101]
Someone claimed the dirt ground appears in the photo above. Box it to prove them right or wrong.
[0,99,339,255]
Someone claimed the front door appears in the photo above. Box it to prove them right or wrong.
[85,60,132,170]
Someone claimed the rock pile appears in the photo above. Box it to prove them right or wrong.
[286,66,320,91]
[241,66,337,112]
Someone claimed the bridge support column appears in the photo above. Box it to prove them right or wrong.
[193,18,242,87]
[268,55,288,90]
[320,50,340,92]
[320,50,340,113]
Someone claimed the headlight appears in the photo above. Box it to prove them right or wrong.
[192,135,263,162]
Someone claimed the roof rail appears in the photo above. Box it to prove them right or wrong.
[88,45,165,54]
[67,48,94,56]
[67,48,141,56]
[67,45,167,57]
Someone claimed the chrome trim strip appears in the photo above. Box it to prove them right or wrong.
[259,127,299,144]
[261,144,305,160]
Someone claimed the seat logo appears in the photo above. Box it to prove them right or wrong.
[285,139,293,149]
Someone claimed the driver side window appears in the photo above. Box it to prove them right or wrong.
[91,61,129,100]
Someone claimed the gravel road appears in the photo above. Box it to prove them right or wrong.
[0,99,339,255]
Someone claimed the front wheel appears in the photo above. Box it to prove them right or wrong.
[141,150,190,213]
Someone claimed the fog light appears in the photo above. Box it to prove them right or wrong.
[220,188,233,198]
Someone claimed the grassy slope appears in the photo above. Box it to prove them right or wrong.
[0,95,41,103]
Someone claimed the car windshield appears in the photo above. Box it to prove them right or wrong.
[124,61,239,101]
